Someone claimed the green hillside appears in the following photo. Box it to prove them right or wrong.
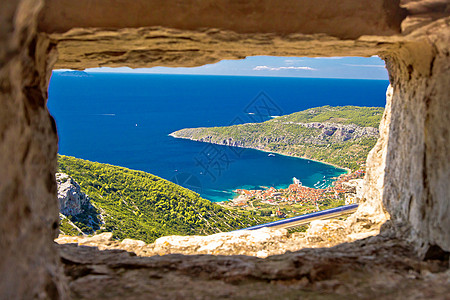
[278,105,384,127]
[170,106,384,171]
[58,155,274,243]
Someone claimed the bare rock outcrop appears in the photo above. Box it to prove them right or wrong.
[301,122,380,142]
[346,86,394,232]
[381,19,450,257]
[0,0,64,299]
[56,173,90,216]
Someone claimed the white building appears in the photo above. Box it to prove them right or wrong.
[293,177,302,186]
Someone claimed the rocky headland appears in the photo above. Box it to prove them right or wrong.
[171,121,379,147]
[170,106,383,171]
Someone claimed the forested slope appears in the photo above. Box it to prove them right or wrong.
[58,155,273,243]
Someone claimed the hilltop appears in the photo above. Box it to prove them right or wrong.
[170,106,384,171]
[57,155,274,243]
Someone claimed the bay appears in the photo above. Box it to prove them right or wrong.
[48,72,389,202]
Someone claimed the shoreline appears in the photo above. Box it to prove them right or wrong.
[169,133,351,174]
[250,147,351,175]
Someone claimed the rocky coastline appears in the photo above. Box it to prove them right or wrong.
[169,123,379,173]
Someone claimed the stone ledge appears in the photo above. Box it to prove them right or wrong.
[56,215,382,258]
[59,235,450,299]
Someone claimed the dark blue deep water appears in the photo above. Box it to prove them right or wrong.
[48,72,389,202]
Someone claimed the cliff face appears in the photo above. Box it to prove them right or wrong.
[303,122,379,142]
[172,122,379,146]
[56,173,90,216]
[382,34,450,257]
[56,173,101,235]
[0,1,63,298]
[347,86,394,233]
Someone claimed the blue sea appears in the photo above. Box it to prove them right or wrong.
[48,72,389,202]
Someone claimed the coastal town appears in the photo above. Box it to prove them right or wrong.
[219,165,366,218]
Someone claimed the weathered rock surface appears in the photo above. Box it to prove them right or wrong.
[382,22,450,257]
[0,0,64,299]
[346,86,394,234]
[37,0,408,70]
[39,0,405,37]
[0,0,449,299]
[304,122,379,142]
[57,233,450,299]
[56,216,381,258]
[56,173,90,216]
[55,218,448,298]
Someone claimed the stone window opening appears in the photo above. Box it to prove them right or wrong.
[49,55,390,257]
[1,0,448,298]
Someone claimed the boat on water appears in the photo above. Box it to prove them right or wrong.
[268,153,275,157]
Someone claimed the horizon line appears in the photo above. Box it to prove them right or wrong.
[53,70,389,81]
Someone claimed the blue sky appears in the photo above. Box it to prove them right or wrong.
[80,56,388,80]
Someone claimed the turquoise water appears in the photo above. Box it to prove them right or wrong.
[48,72,388,202]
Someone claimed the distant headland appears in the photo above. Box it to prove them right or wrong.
[170,105,384,172]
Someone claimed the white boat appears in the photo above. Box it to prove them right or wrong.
[268,153,275,157]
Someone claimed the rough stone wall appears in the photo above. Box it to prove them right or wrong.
[39,0,407,70]
[38,0,405,38]
[381,20,450,257]
[0,0,64,298]
[57,235,450,300]
[348,8,450,257]
[39,0,448,257]
[56,173,90,216]
[0,0,449,298]
[347,85,393,232]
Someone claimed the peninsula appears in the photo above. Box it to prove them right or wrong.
[170,105,383,171]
